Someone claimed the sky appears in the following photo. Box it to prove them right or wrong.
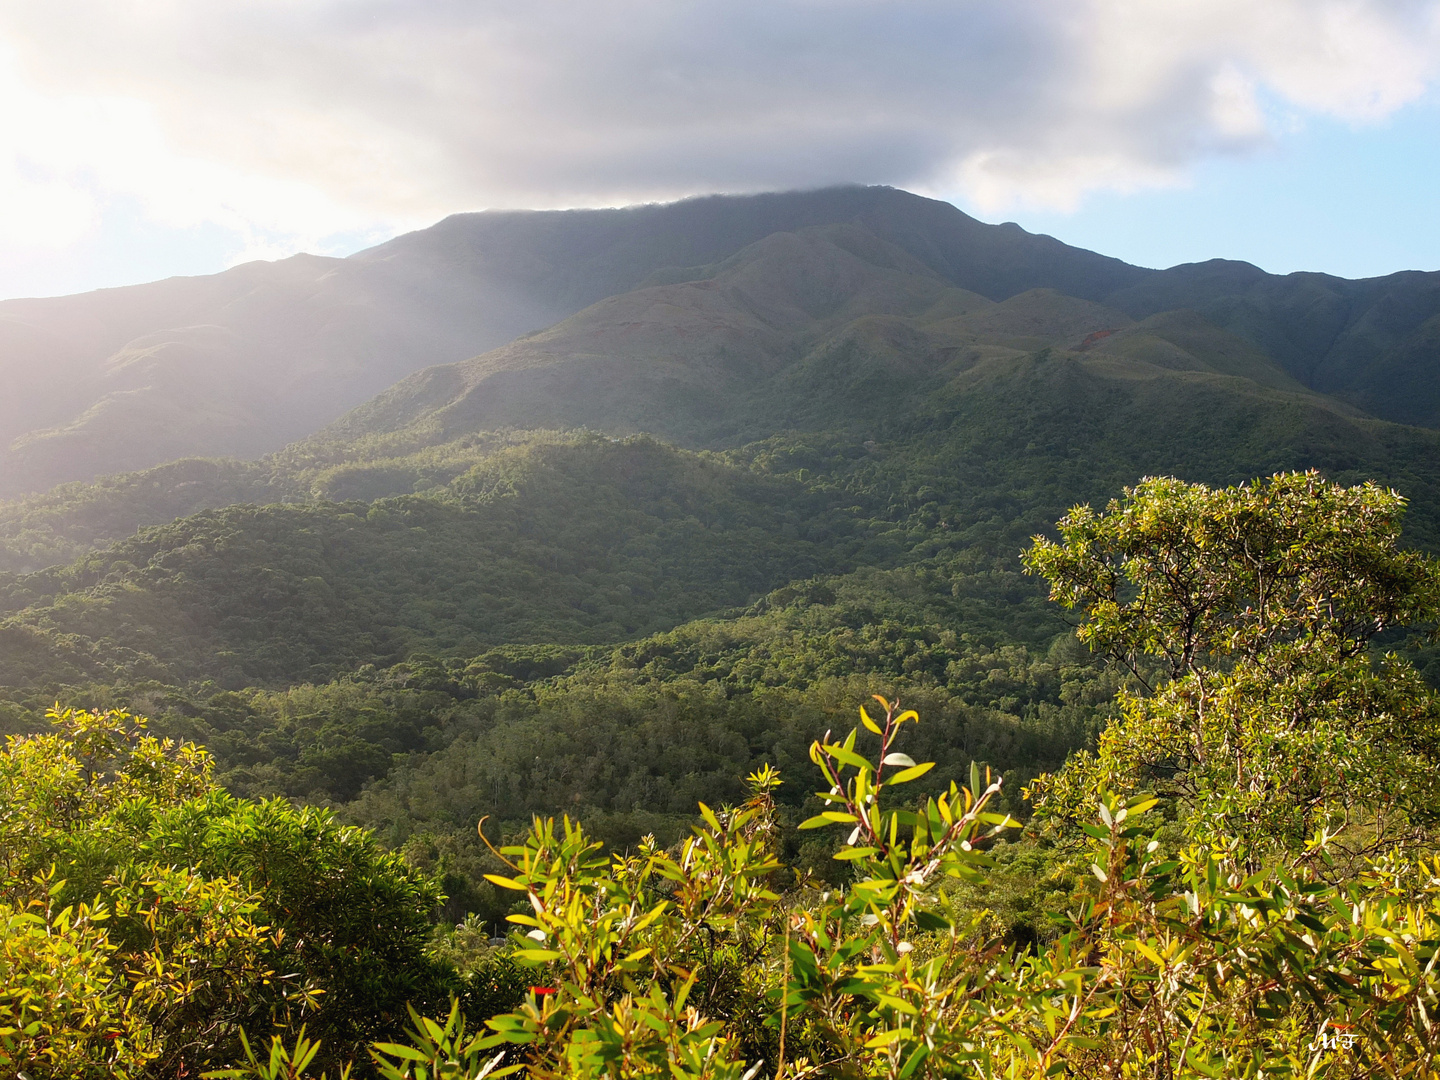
[1,0,1439,301]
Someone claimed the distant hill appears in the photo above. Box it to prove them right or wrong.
[312,222,1322,455]
[1108,260,1440,427]
[0,186,1147,498]
[6,183,1440,705]
[6,184,1440,499]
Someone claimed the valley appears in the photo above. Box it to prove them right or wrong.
[7,185,1440,1075]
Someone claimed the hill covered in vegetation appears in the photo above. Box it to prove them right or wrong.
[6,184,1440,497]
[7,187,1440,1075]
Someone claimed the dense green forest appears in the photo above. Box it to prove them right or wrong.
[8,200,1440,1074]
[9,472,1440,1077]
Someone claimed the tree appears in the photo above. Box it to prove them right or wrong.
[1022,471,1440,859]
[0,706,453,1077]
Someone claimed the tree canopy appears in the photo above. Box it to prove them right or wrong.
[1024,471,1440,858]
[8,471,1440,1077]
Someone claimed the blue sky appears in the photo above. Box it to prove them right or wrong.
[2,1,1439,300]
[999,99,1440,278]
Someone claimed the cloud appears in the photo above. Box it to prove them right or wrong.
[0,0,1436,256]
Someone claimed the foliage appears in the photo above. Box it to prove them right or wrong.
[1024,471,1440,858]
[0,884,148,1080]
[14,630,1440,1078]
[0,707,455,1076]
[448,697,1440,1077]
[2,361,1440,1074]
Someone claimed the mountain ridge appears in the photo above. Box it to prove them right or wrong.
[0,186,1151,497]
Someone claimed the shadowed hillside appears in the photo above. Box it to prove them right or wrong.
[0,187,1145,497]
[1109,260,1440,424]
[6,184,1440,499]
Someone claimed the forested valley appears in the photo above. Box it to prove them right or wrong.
[7,189,1440,1077]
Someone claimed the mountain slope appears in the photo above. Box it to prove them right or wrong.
[311,222,1353,458]
[0,187,1147,498]
[1106,261,1440,424]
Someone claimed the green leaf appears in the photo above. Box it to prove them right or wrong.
[513,948,563,963]
[899,1043,930,1078]
[823,743,873,771]
[372,1043,432,1063]
[913,910,951,932]
[483,874,528,892]
[860,706,883,735]
[889,762,935,785]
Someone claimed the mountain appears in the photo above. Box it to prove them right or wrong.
[2,216,1420,580]
[313,223,1320,454]
[5,185,1434,504]
[1109,260,1440,426]
[14,183,1440,500]
[0,187,1146,498]
[6,315,1438,696]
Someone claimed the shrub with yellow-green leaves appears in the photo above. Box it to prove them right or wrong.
[0,705,452,1077]
[328,693,1427,1078]
[0,884,149,1079]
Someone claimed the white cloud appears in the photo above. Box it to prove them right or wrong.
[0,0,1435,262]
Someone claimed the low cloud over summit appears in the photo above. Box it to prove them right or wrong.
[0,0,1437,287]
